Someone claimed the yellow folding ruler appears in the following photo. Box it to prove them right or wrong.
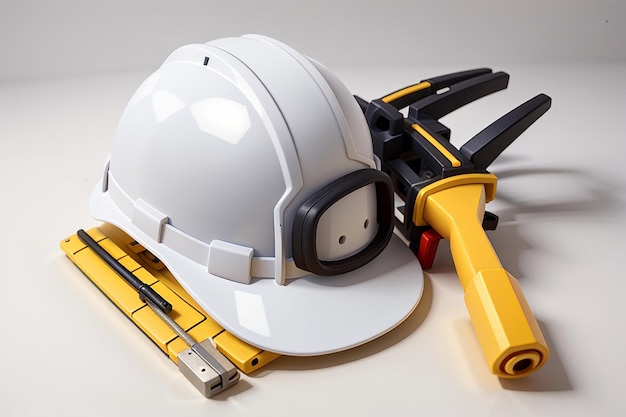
[60,223,280,387]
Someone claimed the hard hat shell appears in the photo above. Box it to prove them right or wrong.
[91,35,423,355]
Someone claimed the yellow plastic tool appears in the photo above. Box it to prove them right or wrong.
[418,176,548,377]
[359,68,552,377]
[60,223,280,374]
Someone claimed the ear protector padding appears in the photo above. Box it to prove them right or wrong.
[292,169,394,276]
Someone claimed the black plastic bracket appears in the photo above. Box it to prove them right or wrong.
[358,68,551,265]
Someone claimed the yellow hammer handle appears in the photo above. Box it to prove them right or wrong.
[423,183,548,377]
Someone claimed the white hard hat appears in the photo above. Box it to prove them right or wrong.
[91,34,423,355]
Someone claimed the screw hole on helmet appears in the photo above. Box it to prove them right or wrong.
[364,219,370,229]
[338,235,346,244]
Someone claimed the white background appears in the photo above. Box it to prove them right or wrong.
[1,1,625,416]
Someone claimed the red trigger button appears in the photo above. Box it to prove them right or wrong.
[417,228,442,269]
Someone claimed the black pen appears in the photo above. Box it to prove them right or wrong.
[76,229,172,313]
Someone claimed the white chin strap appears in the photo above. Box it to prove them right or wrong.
[105,172,309,285]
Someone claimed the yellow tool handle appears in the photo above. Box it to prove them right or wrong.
[423,183,548,378]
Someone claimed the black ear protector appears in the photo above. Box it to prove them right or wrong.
[292,169,394,276]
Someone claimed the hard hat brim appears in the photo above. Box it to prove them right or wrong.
[91,182,425,356]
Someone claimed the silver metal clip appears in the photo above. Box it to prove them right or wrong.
[177,340,240,397]
[145,299,240,397]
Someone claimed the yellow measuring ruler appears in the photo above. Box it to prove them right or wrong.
[60,223,280,375]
